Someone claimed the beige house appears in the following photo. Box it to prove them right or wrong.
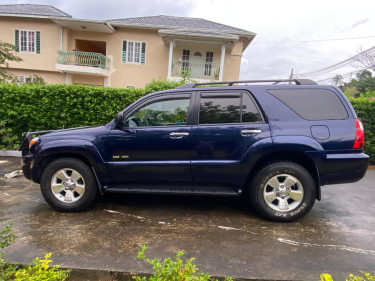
[0,4,256,88]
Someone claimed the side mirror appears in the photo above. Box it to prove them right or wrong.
[114,112,124,129]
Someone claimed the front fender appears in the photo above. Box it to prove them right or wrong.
[33,139,110,184]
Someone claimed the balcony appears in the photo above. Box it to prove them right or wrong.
[56,50,111,76]
[170,60,221,81]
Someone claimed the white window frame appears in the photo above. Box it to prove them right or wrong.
[19,75,44,85]
[125,40,144,64]
[19,30,37,53]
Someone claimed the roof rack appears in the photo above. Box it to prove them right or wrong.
[176,79,317,89]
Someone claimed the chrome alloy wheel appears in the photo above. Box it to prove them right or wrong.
[263,174,304,212]
[50,168,85,203]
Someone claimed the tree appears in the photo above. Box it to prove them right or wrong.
[356,69,372,80]
[341,69,375,96]
[331,74,343,86]
[0,40,22,83]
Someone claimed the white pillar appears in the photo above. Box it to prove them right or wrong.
[104,76,110,87]
[167,40,174,79]
[65,73,72,84]
[219,44,226,81]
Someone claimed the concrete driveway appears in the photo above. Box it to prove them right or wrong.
[0,156,374,281]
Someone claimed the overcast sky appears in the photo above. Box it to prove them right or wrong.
[2,0,375,83]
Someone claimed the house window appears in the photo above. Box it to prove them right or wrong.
[204,52,213,76]
[122,40,146,64]
[15,30,40,53]
[182,50,190,71]
[19,75,44,85]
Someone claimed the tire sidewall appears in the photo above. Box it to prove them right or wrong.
[251,162,316,222]
[41,158,97,212]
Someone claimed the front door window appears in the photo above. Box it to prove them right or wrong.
[125,98,190,127]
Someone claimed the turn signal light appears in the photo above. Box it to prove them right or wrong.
[29,137,39,149]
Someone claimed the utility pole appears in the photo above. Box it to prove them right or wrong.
[289,68,294,84]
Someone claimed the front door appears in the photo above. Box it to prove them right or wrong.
[106,93,194,183]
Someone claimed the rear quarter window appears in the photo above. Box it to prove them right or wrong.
[268,89,348,120]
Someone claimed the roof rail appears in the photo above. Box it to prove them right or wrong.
[175,79,317,89]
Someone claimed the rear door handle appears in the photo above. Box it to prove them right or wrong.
[241,129,262,136]
[170,132,189,139]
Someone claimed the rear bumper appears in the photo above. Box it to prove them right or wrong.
[315,152,369,185]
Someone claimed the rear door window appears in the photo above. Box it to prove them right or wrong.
[199,92,262,124]
[268,89,348,120]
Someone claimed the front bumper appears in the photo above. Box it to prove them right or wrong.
[21,154,38,183]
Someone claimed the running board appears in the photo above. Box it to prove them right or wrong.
[103,184,242,196]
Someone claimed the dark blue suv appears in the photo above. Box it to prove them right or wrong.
[20,79,369,222]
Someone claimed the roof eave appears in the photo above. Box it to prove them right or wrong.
[0,13,70,19]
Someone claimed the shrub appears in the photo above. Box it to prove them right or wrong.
[349,96,375,164]
[321,272,375,281]
[134,245,232,281]
[14,253,70,281]
[0,223,70,281]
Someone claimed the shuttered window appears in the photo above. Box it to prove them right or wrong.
[122,40,146,64]
[15,29,40,53]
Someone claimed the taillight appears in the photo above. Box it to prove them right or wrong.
[353,119,364,149]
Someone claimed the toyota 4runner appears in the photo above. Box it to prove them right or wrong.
[20,79,369,222]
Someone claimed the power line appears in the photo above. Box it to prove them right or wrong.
[316,67,371,84]
[294,46,375,77]
[254,35,375,44]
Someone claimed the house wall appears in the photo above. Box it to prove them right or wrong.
[172,43,222,63]
[223,38,244,81]
[0,17,62,72]
[6,69,65,84]
[72,74,104,86]
[0,15,247,87]
[67,27,169,88]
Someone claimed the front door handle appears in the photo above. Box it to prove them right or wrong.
[170,132,189,139]
[241,129,262,136]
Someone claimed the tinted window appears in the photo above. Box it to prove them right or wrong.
[242,93,263,122]
[268,89,348,120]
[125,98,190,127]
[200,95,241,124]
[199,93,262,124]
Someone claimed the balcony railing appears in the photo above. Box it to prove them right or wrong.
[57,50,110,70]
[171,60,220,80]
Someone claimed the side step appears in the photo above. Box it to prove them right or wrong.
[103,183,242,196]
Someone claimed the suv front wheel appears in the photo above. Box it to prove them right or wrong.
[249,161,316,222]
[40,158,98,212]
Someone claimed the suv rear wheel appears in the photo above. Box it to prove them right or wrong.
[249,161,316,222]
[40,158,98,212]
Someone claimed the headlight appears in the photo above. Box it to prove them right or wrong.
[29,137,40,149]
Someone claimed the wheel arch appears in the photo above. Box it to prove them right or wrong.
[33,140,109,191]
[246,150,321,200]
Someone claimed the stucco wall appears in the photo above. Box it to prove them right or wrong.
[72,74,104,86]
[0,17,62,72]
[0,15,247,87]
[67,28,170,88]
[6,68,65,84]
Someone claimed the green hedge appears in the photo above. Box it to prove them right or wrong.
[349,97,375,164]
[0,80,183,150]
[0,82,374,164]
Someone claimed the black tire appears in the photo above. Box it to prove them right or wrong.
[40,158,98,212]
[249,161,316,222]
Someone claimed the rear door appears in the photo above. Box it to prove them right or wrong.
[190,90,270,186]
